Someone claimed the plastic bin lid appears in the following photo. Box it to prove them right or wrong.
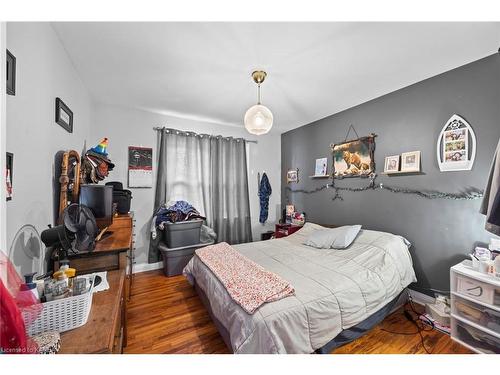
[165,218,204,225]
[158,239,215,252]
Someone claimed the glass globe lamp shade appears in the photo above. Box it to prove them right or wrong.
[244,104,273,135]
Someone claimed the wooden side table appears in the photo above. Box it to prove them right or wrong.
[261,230,275,241]
[275,223,303,238]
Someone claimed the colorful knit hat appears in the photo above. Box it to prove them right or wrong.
[90,137,109,156]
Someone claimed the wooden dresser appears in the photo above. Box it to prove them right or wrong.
[59,269,126,353]
[55,213,135,300]
[55,213,135,353]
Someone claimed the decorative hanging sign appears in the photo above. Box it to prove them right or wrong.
[330,133,376,179]
[128,146,153,188]
[436,114,476,172]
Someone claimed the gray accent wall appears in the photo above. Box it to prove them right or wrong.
[281,53,500,295]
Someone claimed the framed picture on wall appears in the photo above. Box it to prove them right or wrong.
[128,146,153,188]
[314,158,328,176]
[286,168,299,183]
[6,152,13,201]
[401,151,421,172]
[55,98,73,133]
[331,135,376,178]
[437,114,476,172]
[6,50,16,96]
[384,155,400,173]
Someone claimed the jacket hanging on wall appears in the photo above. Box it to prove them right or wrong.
[258,173,272,224]
[480,138,500,235]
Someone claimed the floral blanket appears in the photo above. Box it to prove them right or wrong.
[195,242,295,314]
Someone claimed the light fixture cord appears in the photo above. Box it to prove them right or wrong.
[257,83,261,105]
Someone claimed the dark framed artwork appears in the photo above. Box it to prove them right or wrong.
[128,146,153,188]
[286,168,299,183]
[331,135,376,178]
[55,98,73,133]
[6,49,16,96]
[6,152,13,201]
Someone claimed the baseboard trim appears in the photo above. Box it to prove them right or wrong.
[133,261,163,274]
[408,289,435,306]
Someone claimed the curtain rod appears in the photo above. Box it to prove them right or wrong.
[152,126,258,144]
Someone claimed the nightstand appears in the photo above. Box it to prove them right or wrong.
[450,261,500,353]
[261,230,275,241]
[275,223,303,238]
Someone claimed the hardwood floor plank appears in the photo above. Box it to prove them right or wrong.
[124,270,472,355]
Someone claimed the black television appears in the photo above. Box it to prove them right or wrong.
[79,184,114,229]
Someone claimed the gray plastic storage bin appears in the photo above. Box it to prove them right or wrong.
[159,240,214,277]
[163,219,203,248]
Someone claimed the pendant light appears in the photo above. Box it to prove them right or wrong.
[244,70,273,135]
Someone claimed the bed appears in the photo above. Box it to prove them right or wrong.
[183,222,417,354]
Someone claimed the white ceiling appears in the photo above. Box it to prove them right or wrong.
[52,22,500,133]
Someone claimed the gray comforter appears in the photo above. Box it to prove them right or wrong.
[183,223,417,353]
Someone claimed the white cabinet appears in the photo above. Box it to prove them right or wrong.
[450,262,500,354]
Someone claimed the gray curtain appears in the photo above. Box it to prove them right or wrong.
[480,138,500,235]
[149,128,252,262]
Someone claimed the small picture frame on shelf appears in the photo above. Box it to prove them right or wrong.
[384,155,400,173]
[314,158,328,176]
[55,98,73,133]
[401,151,421,172]
[285,205,295,224]
[286,168,299,183]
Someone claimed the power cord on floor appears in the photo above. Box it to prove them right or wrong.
[381,290,434,354]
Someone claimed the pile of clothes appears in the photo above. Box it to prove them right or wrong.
[154,200,206,228]
[149,200,216,262]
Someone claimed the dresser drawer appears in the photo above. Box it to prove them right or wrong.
[69,253,120,274]
[112,295,125,353]
[452,293,500,333]
[455,274,499,305]
[110,215,133,229]
[452,317,500,354]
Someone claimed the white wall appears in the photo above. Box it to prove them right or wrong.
[4,22,281,274]
[1,23,7,256]
[91,103,281,268]
[6,23,92,273]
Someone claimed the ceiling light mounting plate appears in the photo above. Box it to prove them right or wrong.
[251,70,267,85]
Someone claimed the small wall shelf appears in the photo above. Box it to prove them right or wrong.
[309,175,330,179]
[381,171,425,176]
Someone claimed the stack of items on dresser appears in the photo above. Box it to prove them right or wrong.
[80,138,115,184]
[152,200,216,276]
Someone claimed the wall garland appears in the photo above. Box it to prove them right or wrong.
[285,173,484,202]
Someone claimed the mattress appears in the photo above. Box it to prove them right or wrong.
[183,223,417,354]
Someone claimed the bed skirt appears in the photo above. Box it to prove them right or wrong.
[193,279,406,354]
[194,281,233,351]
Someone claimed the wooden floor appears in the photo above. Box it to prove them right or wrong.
[125,270,472,354]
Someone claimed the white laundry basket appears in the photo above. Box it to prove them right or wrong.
[22,277,95,336]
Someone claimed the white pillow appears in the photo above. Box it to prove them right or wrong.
[303,225,362,249]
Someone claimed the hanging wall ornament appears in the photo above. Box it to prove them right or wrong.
[331,131,376,179]
[436,114,476,172]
